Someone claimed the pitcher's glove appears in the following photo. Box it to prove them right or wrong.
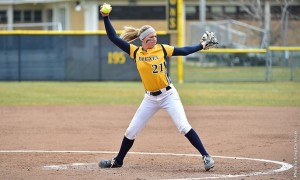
[201,31,218,49]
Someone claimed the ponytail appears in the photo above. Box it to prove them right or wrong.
[120,26,139,42]
[120,25,154,43]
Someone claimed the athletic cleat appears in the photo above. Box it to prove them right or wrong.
[99,158,123,168]
[203,155,214,171]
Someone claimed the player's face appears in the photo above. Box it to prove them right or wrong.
[143,32,157,48]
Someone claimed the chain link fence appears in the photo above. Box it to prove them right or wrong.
[177,20,300,82]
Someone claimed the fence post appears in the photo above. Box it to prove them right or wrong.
[289,51,294,81]
[265,49,272,81]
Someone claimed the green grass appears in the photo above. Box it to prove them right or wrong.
[0,81,299,106]
[176,82,300,106]
[0,82,144,106]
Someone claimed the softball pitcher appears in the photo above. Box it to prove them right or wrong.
[99,3,218,171]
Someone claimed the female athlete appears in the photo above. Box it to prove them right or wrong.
[99,4,215,171]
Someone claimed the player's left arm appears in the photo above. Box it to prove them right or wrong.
[161,44,203,57]
[172,44,204,56]
[171,31,219,56]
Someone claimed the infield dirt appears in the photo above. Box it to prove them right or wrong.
[0,106,299,179]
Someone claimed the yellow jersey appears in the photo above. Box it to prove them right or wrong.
[130,44,174,91]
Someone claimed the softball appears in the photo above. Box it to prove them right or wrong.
[101,3,112,14]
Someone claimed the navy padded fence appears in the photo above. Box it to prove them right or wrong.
[0,33,170,81]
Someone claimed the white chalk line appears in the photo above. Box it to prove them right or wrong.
[0,150,293,179]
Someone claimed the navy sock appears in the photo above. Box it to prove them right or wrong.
[115,136,134,164]
[185,128,209,156]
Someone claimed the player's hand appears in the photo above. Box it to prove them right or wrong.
[201,41,209,50]
[200,31,218,50]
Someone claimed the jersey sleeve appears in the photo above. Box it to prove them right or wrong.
[162,44,174,57]
[129,44,139,59]
[129,44,138,59]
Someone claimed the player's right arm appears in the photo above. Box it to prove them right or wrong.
[103,16,130,55]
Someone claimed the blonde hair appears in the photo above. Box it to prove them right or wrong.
[120,25,153,42]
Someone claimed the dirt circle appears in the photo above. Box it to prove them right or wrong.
[40,151,292,179]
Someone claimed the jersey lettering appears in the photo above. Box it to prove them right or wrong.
[130,44,174,91]
[139,56,159,62]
